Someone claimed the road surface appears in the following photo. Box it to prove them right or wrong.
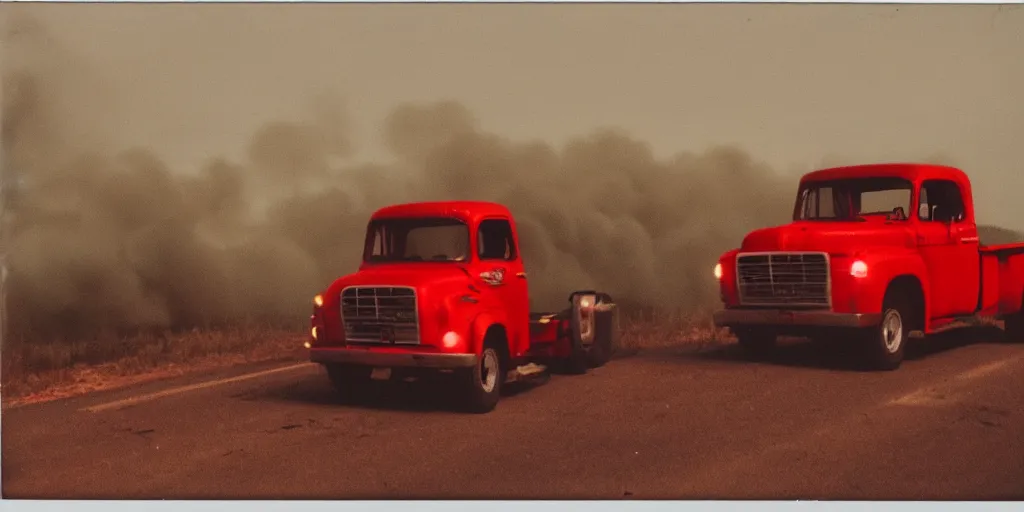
[3,329,1023,500]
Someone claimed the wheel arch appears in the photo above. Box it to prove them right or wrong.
[884,274,927,333]
[470,315,511,365]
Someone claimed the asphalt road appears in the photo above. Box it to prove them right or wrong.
[3,329,1023,500]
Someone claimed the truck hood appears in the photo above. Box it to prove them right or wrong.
[740,221,913,254]
[324,264,472,297]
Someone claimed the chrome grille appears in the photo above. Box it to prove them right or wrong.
[736,252,830,307]
[340,286,420,344]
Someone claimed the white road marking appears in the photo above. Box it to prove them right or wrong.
[889,352,1024,407]
[81,362,316,413]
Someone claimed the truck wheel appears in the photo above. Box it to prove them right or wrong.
[735,329,777,358]
[863,291,909,371]
[565,352,588,374]
[460,342,504,414]
[325,364,373,402]
[1004,314,1024,343]
[563,305,590,375]
[586,332,614,369]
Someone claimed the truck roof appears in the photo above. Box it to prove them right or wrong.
[370,200,513,223]
[801,162,969,186]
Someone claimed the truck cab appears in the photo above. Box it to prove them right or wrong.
[307,201,619,412]
[713,163,1024,370]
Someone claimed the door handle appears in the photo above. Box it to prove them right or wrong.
[959,236,979,244]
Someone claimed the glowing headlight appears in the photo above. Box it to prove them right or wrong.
[442,331,462,349]
[313,294,324,307]
[850,260,868,279]
[714,263,723,280]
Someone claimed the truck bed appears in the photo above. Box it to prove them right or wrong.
[529,311,568,343]
[980,242,1024,256]
[976,242,1024,319]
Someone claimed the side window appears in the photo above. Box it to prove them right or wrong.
[918,187,930,220]
[799,187,836,219]
[477,219,516,261]
[369,224,387,256]
[919,180,966,223]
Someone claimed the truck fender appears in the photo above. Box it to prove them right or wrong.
[856,254,929,313]
[862,255,930,330]
[468,310,510,357]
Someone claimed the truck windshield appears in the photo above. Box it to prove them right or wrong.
[796,177,913,222]
[364,217,470,263]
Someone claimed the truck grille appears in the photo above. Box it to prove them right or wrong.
[340,286,420,345]
[736,252,830,307]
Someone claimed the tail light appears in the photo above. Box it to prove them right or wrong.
[573,293,597,345]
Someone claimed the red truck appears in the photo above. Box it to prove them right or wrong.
[713,163,1024,370]
[305,201,619,412]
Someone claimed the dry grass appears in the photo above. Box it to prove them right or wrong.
[0,310,727,407]
[1,325,307,407]
[617,307,732,353]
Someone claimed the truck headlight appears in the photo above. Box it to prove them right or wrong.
[850,260,868,279]
[714,263,723,280]
[442,330,464,350]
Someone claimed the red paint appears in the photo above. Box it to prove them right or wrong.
[716,163,1024,333]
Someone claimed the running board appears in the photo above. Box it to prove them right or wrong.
[505,362,548,384]
[926,315,998,336]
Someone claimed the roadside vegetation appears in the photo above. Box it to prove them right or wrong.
[0,309,730,407]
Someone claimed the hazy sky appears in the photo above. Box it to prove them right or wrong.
[7,3,1024,228]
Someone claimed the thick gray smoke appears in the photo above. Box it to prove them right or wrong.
[9,14,1013,338]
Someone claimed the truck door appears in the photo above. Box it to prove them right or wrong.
[474,217,530,357]
[916,179,980,318]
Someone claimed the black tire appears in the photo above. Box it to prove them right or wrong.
[586,333,614,369]
[735,329,777,358]
[565,300,617,374]
[459,342,504,414]
[325,363,373,402]
[1004,314,1024,343]
[565,343,589,375]
[562,305,590,375]
[586,307,617,369]
[862,289,911,371]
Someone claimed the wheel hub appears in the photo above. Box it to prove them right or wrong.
[882,309,904,353]
[480,349,499,393]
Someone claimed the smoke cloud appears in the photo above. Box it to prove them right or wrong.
[6,13,1012,339]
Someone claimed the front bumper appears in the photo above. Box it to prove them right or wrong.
[713,309,882,329]
[309,347,478,369]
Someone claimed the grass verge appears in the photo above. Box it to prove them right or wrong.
[1,310,729,408]
[1,325,308,408]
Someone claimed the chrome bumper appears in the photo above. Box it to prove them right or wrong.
[309,347,478,369]
[713,309,882,329]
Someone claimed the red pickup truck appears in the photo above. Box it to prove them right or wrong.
[305,201,619,412]
[713,163,1024,370]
